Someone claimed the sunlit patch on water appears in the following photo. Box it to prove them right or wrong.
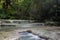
[19,31,46,40]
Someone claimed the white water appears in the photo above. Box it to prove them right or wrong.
[19,31,46,40]
[0,20,60,40]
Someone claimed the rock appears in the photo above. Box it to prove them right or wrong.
[19,30,51,40]
[26,30,32,33]
[39,36,49,40]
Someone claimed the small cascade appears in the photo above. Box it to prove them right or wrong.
[19,31,48,40]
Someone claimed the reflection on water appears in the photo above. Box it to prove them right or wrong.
[19,31,45,40]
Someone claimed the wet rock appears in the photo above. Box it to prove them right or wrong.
[26,30,49,40]
[26,30,32,33]
[39,36,49,40]
[19,30,51,40]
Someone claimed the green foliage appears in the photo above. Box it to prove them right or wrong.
[0,0,60,25]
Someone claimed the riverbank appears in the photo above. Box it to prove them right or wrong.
[0,26,60,40]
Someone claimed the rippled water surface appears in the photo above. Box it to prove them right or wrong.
[19,31,45,40]
[0,21,60,40]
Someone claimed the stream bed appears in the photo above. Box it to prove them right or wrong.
[19,31,46,40]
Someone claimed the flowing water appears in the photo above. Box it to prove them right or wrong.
[0,20,60,40]
[19,31,46,40]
